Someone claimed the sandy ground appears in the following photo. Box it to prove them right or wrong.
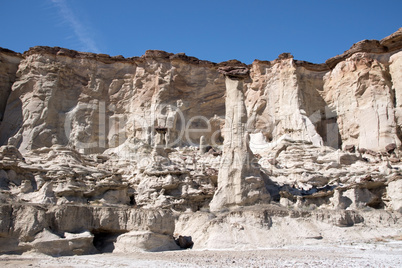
[1,242,401,268]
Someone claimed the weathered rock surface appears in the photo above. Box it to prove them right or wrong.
[113,230,179,253]
[175,205,400,249]
[387,178,402,212]
[323,52,399,151]
[0,48,22,122]
[0,203,176,254]
[22,229,96,256]
[0,47,227,154]
[0,28,401,255]
[209,69,269,211]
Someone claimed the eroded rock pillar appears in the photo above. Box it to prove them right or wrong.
[209,66,269,211]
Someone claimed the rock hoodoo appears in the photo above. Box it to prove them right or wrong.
[209,66,269,211]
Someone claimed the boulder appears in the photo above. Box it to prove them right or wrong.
[175,235,194,249]
[342,188,378,209]
[113,231,179,253]
[387,180,402,212]
[24,229,95,256]
[339,153,360,165]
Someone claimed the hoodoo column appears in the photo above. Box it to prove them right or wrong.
[209,66,270,211]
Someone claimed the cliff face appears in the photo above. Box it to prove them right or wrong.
[323,52,399,151]
[246,56,328,147]
[245,29,402,151]
[1,29,402,153]
[0,48,22,122]
[0,28,402,255]
[0,48,227,154]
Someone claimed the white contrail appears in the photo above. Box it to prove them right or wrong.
[50,0,101,53]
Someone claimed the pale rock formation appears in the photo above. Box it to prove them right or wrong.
[152,130,168,159]
[246,55,326,147]
[0,48,226,154]
[113,230,179,253]
[0,29,401,255]
[0,203,177,254]
[338,187,379,209]
[1,30,402,154]
[323,52,399,151]
[390,49,402,139]
[174,205,400,249]
[387,179,402,212]
[199,135,207,153]
[209,67,270,211]
[21,229,96,256]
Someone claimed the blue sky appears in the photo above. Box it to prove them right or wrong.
[0,0,401,64]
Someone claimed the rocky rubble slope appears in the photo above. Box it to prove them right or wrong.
[0,28,401,255]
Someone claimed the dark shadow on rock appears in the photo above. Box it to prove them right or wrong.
[92,230,127,253]
[0,97,23,146]
[260,169,281,202]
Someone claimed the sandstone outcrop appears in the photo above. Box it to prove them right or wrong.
[175,205,400,249]
[0,203,177,254]
[0,28,401,255]
[209,67,269,211]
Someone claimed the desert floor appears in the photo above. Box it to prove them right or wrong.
[1,241,401,268]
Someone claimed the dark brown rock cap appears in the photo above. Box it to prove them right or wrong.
[0,47,23,58]
[380,27,402,51]
[326,28,402,69]
[218,66,250,79]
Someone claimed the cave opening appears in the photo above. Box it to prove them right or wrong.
[129,194,136,206]
[92,230,127,253]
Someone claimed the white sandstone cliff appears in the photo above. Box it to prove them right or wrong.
[0,28,401,255]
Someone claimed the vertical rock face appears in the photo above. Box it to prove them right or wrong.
[0,48,226,154]
[246,28,402,152]
[390,50,402,140]
[0,49,22,122]
[323,52,399,151]
[246,56,327,148]
[209,67,269,211]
